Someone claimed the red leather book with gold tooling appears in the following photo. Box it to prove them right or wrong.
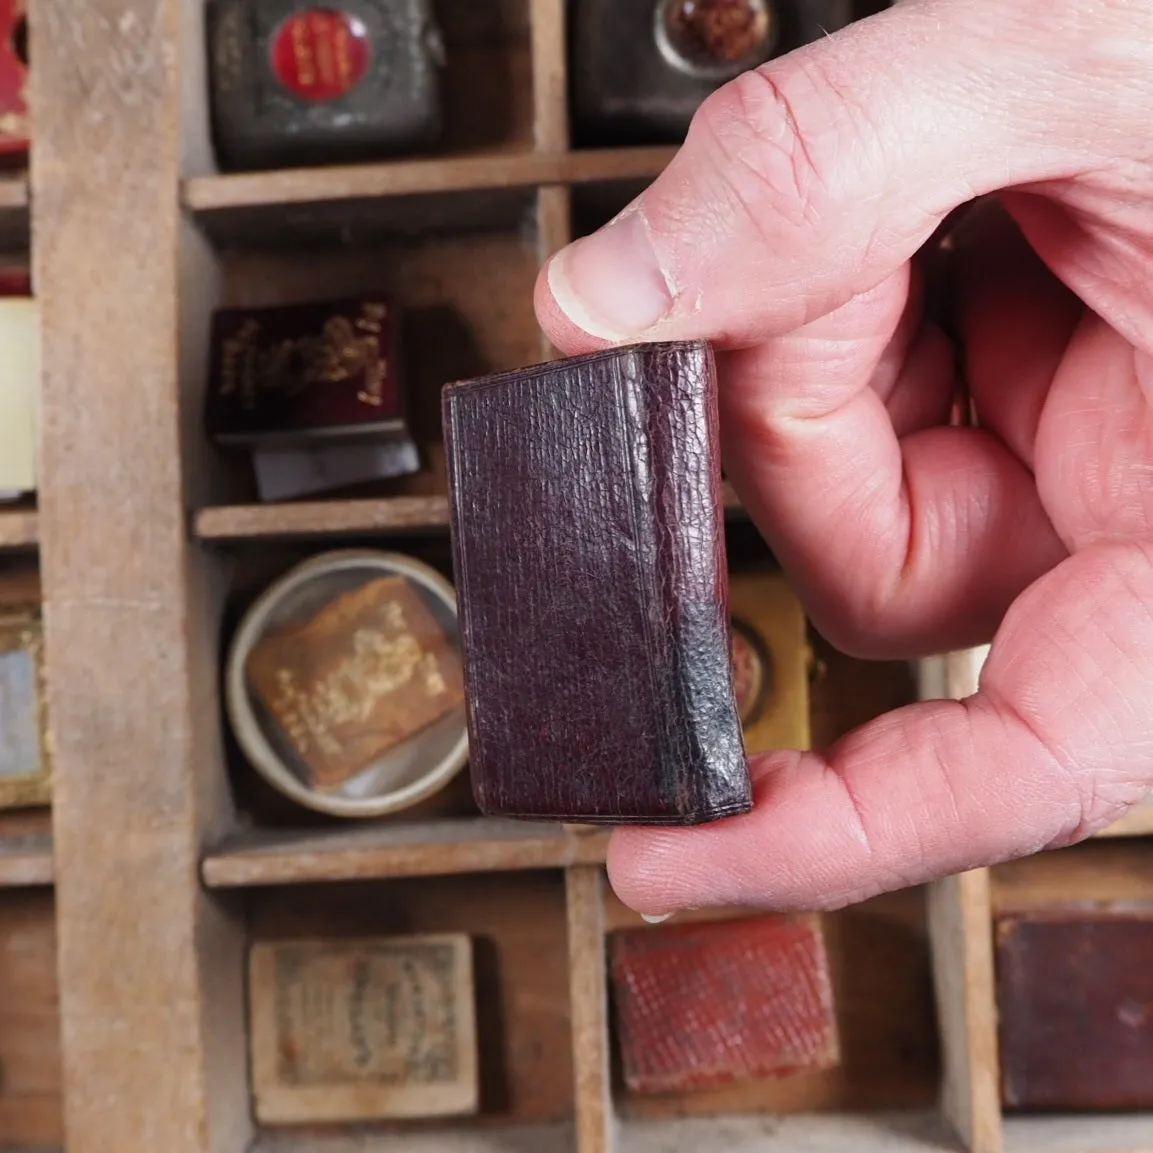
[204,298,412,449]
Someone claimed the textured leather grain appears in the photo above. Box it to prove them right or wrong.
[610,915,840,1094]
[996,908,1153,1110]
[442,341,752,825]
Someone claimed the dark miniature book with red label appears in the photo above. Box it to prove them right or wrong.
[204,298,413,450]
[207,0,444,171]
[996,907,1153,1111]
[0,0,28,163]
[610,914,839,1094]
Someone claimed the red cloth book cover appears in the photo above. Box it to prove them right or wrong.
[610,914,839,1094]
[0,0,28,161]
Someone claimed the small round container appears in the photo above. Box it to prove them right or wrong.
[226,549,468,818]
[654,0,779,83]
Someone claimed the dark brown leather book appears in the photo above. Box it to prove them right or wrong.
[996,907,1153,1110]
[442,341,752,825]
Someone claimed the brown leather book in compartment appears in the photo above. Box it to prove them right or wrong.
[995,907,1153,1111]
[442,341,752,826]
[244,573,465,792]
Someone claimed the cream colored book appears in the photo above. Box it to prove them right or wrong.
[0,298,37,494]
[249,934,478,1124]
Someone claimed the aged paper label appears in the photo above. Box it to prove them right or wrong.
[246,574,465,789]
[249,934,478,1123]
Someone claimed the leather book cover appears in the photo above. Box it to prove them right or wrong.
[442,340,752,825]
[245,574,465,790]
[204,298,409,448]
[610,914,839,1094]
[996,907,1153,1110]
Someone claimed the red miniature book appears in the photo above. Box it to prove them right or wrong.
[0,0,28,163]
[204,298,409,448]
[610,914,839,1094]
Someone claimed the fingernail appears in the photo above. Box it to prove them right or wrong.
[548,208,673,341]
[641,913,674,924]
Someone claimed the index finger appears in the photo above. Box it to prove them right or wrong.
[609,542,1153,915]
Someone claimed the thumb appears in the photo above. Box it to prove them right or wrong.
[537,0,1115,348]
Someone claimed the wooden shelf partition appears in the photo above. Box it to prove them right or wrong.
[0,170,29,251]
[202,818,610,888]
[194,495,450,542]
[1095,799,1153,838]
[183,147,674,214]
[195,484,746,544]
[0,505,38,549]
[0,833,54,887]
[0,170,28,210]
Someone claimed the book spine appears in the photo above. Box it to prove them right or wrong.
[620,343,751,822]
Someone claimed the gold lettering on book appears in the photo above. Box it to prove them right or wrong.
[219,304,389,410]
[293,17,316,87]
[268,601,448,762]
[246,575,465,789]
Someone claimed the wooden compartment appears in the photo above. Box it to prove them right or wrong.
[921,652,1153,1153]
[603,889,939,1119]
[22,2,1153,1153]
[195,209,541,532]
[246,870,574,1138]
[0,499,36,552]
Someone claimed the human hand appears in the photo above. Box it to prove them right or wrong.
[533,0,1153,915]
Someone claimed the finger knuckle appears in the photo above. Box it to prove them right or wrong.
[689,63,834,241]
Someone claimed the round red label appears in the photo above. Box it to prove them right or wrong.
[272,9,371,102]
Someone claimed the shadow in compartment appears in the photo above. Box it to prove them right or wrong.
[435,0,533,155]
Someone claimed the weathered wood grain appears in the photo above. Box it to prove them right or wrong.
[920,651,1002,1153]
[566,866,615,1153]
[31,2,248,1151]
[203,818,611,888]
[183,148,676,213]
